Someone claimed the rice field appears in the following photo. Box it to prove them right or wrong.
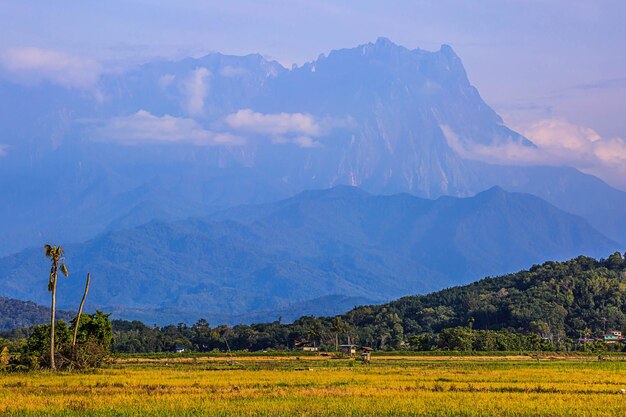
[2,355,626,416]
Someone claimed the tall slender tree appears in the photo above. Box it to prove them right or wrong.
[44,244,68,370]
[72,272,91,348]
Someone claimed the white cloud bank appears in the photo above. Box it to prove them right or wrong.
[0,47,101,90]
[93,110,244,146]
[442,118,626,189]
[225,109,353,148]
[93,108,353,149]
[226,109,322,136]
[522,119,626,166]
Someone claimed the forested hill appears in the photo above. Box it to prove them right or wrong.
[0,297,73,332]
[108,253,626,353]
[341,253,626,341]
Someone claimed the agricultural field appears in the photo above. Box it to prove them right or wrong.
[2,355,626,416]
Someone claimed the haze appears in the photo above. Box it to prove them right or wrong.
[1,1,625,188]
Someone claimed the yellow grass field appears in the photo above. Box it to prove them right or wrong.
[2,355,626,416]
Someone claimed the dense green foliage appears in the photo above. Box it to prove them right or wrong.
[356,252,626,341]
[109,254,626,353]
[2,311,113,370]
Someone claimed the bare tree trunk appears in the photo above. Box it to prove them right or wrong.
[72,273,91,348]
[50,273,57,370]
[335,333,339,351]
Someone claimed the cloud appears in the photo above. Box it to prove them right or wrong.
[224,108,355,148]
[293,136,322,148]
[180,67,210,115]
[442,119,626,189]
[225,109,322,136]
[0,47,101,90]
[0,144,8,156]
[225,108,350,147]
[522,119,626,170]
[93,108,350,149]
[92,110,244,146]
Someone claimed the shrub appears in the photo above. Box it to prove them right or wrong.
[9,311,112,371]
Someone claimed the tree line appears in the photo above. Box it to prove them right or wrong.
[3,252,626,363]
[108,253,626,353]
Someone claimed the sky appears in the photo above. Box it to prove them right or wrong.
[1,0,625,186]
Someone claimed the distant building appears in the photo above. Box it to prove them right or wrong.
[302,346,319,352]
[602,331,623,344]
[340,344,357,356]
[175,347,185,353]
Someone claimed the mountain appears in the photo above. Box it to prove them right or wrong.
[0,296,73,332]
[1,38,625,256]
[0,186,618,324]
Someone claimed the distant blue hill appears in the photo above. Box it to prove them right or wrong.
[0,186,618,325]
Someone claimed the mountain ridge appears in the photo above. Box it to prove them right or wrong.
[0,186,618,325]
[1,38,625,257]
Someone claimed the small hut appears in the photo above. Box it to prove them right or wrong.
[360,347,373,363]
[339,344,357,356]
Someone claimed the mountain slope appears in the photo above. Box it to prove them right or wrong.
[0,187,618,324]
[1,39,626,256]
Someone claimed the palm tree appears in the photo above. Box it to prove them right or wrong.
[44,244,68,370]
[331,317,346,351]
[306,325,321,348]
